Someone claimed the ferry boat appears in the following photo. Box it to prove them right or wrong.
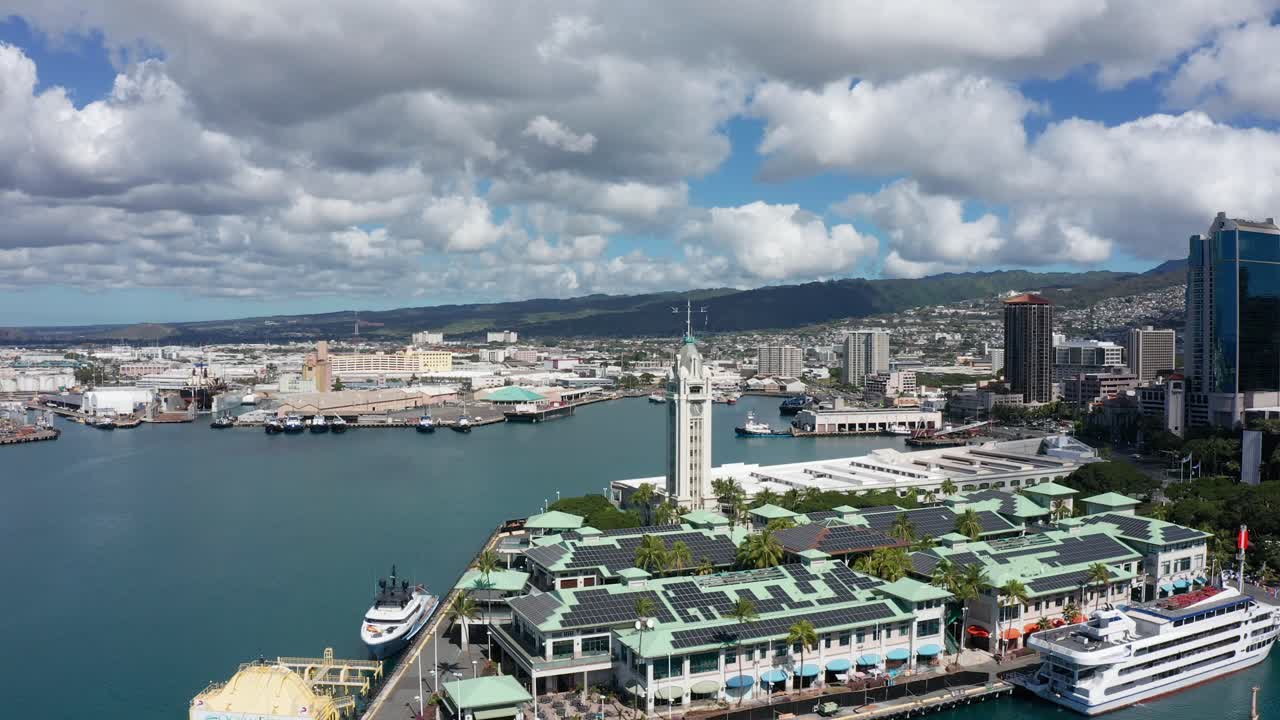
[329,415,347,433]
[415,415,435,433]
[1012,584,1280,715]
[263,418,284,434]
[647,393,666,403]
[734,411,791,437]
[282,415,305,434]
[308,415,329,433]
[359,566,439,660]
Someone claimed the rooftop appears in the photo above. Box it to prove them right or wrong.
[1021,481,1078,497]
[484,386,547,403]
[442,675,533,711]
[523,524,741,578]
[1073,512,1210,547]
[456,568,531,594]
[1004,293,1052,305]
[750,503,799,520]
[524,510,585,531]
[1081,492,1140,507]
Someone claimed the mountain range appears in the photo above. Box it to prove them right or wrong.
[1,261,1187,345]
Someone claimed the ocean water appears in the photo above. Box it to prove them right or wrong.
[1,394,1275,719]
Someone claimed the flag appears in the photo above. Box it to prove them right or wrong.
[1192,462,1201,476]
[1182,455,1192,466]
[1238,526,1250,551]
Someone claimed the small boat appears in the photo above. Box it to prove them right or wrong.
[240,393,258,405]
[210,414,235,429]
[415,415,435,433]
[726,393,739,405]
[282,415,305,434]
[647,393,666,403]
[779,395,812,415]
[308,415,329,433]
[451,416,472,433]
[114,414,142,429]
[329,415,347,433]
[886,424,912,436]
[735,411,791,437]
[359,566,439,660]
[263,418,284,434]
[92,415,116,430]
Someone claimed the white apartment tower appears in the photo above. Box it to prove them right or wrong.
[756,345,803,378]
[666,331,713,509]
[842,331,890,386]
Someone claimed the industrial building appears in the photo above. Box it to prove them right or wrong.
[272,387,456,417]
[791,407,939,435]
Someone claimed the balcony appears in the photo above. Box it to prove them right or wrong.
[491,623,613,674]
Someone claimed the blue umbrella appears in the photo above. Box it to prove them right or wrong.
[856,654,880,666]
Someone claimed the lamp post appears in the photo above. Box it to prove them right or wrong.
[416,649,426,718]
[473,660,479,679]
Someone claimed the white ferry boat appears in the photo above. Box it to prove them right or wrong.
[1013,585,1280,715]
[359,566,439,660]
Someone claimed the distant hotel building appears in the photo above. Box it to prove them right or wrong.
[305,342,452,382]
[411,330,444,345]
[487,330,519,344]
[1004,293,1054,404]
[755,345,803,378]
[842,331,890,386]
[1053,339,1126,382]
[1124,326,1176,383]
[1186,212,1280,427]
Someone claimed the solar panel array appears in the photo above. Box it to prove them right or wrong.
[602,524,682,537]
[1027,567,1107,594]
[525,544,568,568]
[561,532,738,573]
[509,591,563,625]
[559,588,676,628]
[1080,513,1154,541]
[961,489,1032,517]
[1162,525,1205,542]
[988,532,1134,567]
[775,523,898,555]
[859,506,1011,539]
[669,602,897,649]
[699,566,787,587]
[806,510,839,521]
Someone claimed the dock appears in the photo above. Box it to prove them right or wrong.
[0,428,59,445]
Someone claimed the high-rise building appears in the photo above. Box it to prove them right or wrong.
[1004,294,1054,404]
[486,330,519,344]
[412,331,444,345]
[756,345,803,378]
[1125,326,1176,383]
[1053,339,1126,381]
[666,333,712,509]
[842,331,890,386]
[987,348,1005,375]
[1186,212,1280,427]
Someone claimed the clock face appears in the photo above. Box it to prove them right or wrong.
[690,403,703,417]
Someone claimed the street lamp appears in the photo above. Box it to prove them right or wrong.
[473,659,479,679]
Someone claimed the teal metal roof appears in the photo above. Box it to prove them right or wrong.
[525,510,585,530]
[1082,491,1140,507]
[486,386,547,402]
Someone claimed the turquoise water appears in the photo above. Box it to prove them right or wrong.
[1,395,1275,719]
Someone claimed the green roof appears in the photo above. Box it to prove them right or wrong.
[617,567,652,580]
[797,549,830,560]
[1022,481,1078,497]
[832,505,857,513]
[442,675,532,710]
[456,568,531,593]
[1082,492,1140,507]
[939,532,972,544]
[750,503,798,520]
[576,526,603,536]
[525,510,584,530]
[681,510,730,527]
[485,386,546,402]
[878,577,952,603]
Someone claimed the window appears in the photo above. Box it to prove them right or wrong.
[1161,562,1171,575]
[855,629,865,644]
[552,640,574,659]
[1177,558,1192,572]
[582,636,609,656]
[690,651,719,674]
[839,631,851,646]
[560,578,578,589]
[917,619,941,637]
[653,657,679,680]
[724,648,737,665]
[824,634,833,649]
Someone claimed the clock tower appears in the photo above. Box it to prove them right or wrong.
[666,315,713,510]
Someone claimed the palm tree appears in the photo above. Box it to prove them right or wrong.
[889,512,917,544]
[472,549,501,656]
[1063,601,1081,625]
[728,597,758,706]
[696,557,715,576]
[1050,498,1070,521]
[631,483,656,525]
[667,540,692,576]
[654,501,679,526]
[940,479,958,497]
[853,547,910,581]
[910,534,937,552]
[929,559,961,664]
[923,490,938,505]
[955,564,990,655]
[954,508,983,541]
[737,531,785,569]
[753,489,781,509]
[997,579,1030,655]
[786,619,818,691]
[1086,563,1111,610]
[1036,616,1053,632]
[632,596,658,715]
[451,591,481,649]
[634,535,668,573]
[765,517,796,532]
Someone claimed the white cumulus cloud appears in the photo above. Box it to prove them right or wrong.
[523,115,597,153]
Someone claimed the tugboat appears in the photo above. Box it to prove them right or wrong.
[415,415,435,433]
[778,395,812,415]
[308,415,329,433]
[359,566,439,660]
[647,393,666,403]
[210,414,235,429]
[450,416,472,433]
[282,415,305,434]
[329,415,347,433]
[91,415,116,430]
[735,411,792,437]
[263,418,284,434]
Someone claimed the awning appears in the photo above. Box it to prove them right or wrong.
[725,675,754,690]
[856,654,881,666]
[1001,628,1022,640]
[1051,618,1065,627]
[825,658,852,672]
[886,648,910,661]
[1195,576,1208,585]
[1068,614,1086,624]
[916,644,941,656]
[473,709,517,720]
[797,664,820,677]
[654,686,684,701]
[965,625,991,638]
[1159,583,1175,594]
[623,681,645,696]
[1174,579,1190,589]
[1023,623,1041,634]
[691,680,720,695]
[760,669,788,684]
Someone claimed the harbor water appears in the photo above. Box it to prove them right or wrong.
[1,394,1275,719]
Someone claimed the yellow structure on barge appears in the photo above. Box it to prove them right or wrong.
[191,648,382,720]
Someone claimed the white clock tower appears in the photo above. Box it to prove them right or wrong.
[666,305,713,510]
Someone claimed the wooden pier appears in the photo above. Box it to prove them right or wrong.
[0,428,59,446]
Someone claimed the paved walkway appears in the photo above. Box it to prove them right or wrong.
[369,619,490,720]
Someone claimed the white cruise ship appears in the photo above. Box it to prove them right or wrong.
[1013,585,1280,715]
[359,566,439,660]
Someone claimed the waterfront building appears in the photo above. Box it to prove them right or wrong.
[666,331,713,510]
[272,387,455,416]
[863,371,917,403]
[1004,294,1054,404]
[82,386,154,415]
[439,676,532,720]
[1063,509,1210,601]
[842,331,890,386]
[488,331,519,344]
[1053,339,1126,383]
[1019,481,1078,516]
[1062,368,1139,407]
[524,523,741,591]
[790,407,940,434]
[411,330,445,346]
[1124,326,1176,384]
[326,347,452,379]
[756,345,803,378]
[1186,212,1280,427]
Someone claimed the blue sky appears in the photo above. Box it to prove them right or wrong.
[1,4,1276,326]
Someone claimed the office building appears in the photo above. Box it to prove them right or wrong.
[755,345,803,378]
[324,347,452,378]
[1062,368,1139,407]
[1137,375,1186,437]
[1186,212,1280,427]
[411,330,444,345]
[987,348,1005,375]
[1004,294,1054,404]
[1053,339,1126,382]
[487,330,519,344]
[842,331,890,386]
[863,370,917,402]
[1124,326,1176,383]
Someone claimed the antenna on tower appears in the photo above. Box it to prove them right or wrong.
[353,311,360,339]
[670,299,708,341]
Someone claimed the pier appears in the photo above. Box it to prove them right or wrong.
[0,427,59,445]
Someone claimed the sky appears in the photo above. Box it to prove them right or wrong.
[2,2,1280,326]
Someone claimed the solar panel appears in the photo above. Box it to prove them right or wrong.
[669,602,898,649]
[559,588,677,628]
[1162,525,1204,542]
[509,591,562,625]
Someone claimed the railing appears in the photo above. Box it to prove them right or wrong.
[490,624,613,672]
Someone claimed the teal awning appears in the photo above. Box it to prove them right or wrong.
[886,648,910,661]
[725,675,754,689]
[1195,576,1208,585]
[916,644,942,656]
[797,664,819,677]
[760,669,788,683]
[825,658,852,672]
[856,654,880,666]
[1173,579,1190,589]
[1159,583,1175,593]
